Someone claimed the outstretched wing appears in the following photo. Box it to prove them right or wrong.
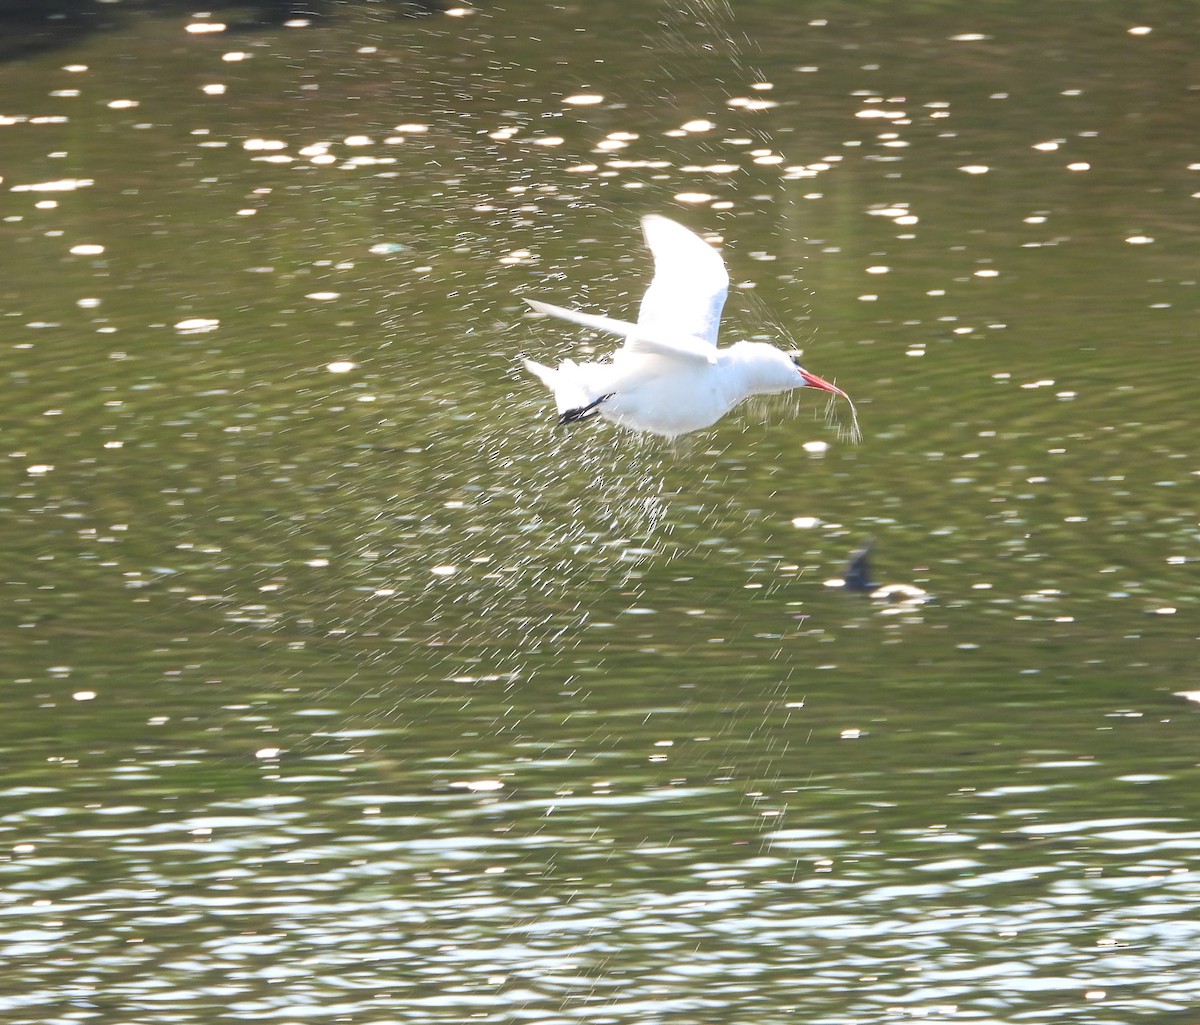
[637,215,729,347]
[523,298,716,365]
[524,298,637,339]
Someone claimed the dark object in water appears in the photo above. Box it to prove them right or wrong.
[828,538,933,605]
[841,539,878,593]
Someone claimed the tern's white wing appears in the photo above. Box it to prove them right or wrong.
[524,298,637,339]
[524,298,717,365]
[637,215,729,347]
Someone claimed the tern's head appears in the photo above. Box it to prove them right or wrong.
[727,341,848,399]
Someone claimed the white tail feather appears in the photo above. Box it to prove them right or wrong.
[522,357,592,414]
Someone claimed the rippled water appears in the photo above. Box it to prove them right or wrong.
[2,2,1198,1022]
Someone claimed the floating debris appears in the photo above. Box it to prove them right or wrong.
[174,317,220,334]
[11,178,95,192]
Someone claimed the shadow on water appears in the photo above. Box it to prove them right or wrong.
[0,0,450,62]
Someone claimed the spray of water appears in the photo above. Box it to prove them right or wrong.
[737,288,863,444]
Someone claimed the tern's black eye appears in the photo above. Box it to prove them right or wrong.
[791,355,802,367]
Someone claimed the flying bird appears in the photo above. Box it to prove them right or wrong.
[522,215,855,439]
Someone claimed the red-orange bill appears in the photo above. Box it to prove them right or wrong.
[801,368,861,444]
[800,368,847,398]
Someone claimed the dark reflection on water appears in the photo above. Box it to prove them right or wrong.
[2,1,1199,1022]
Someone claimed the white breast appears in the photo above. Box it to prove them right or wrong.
[598,359,733,438]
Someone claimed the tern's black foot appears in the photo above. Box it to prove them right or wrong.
[558,393,614,426]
